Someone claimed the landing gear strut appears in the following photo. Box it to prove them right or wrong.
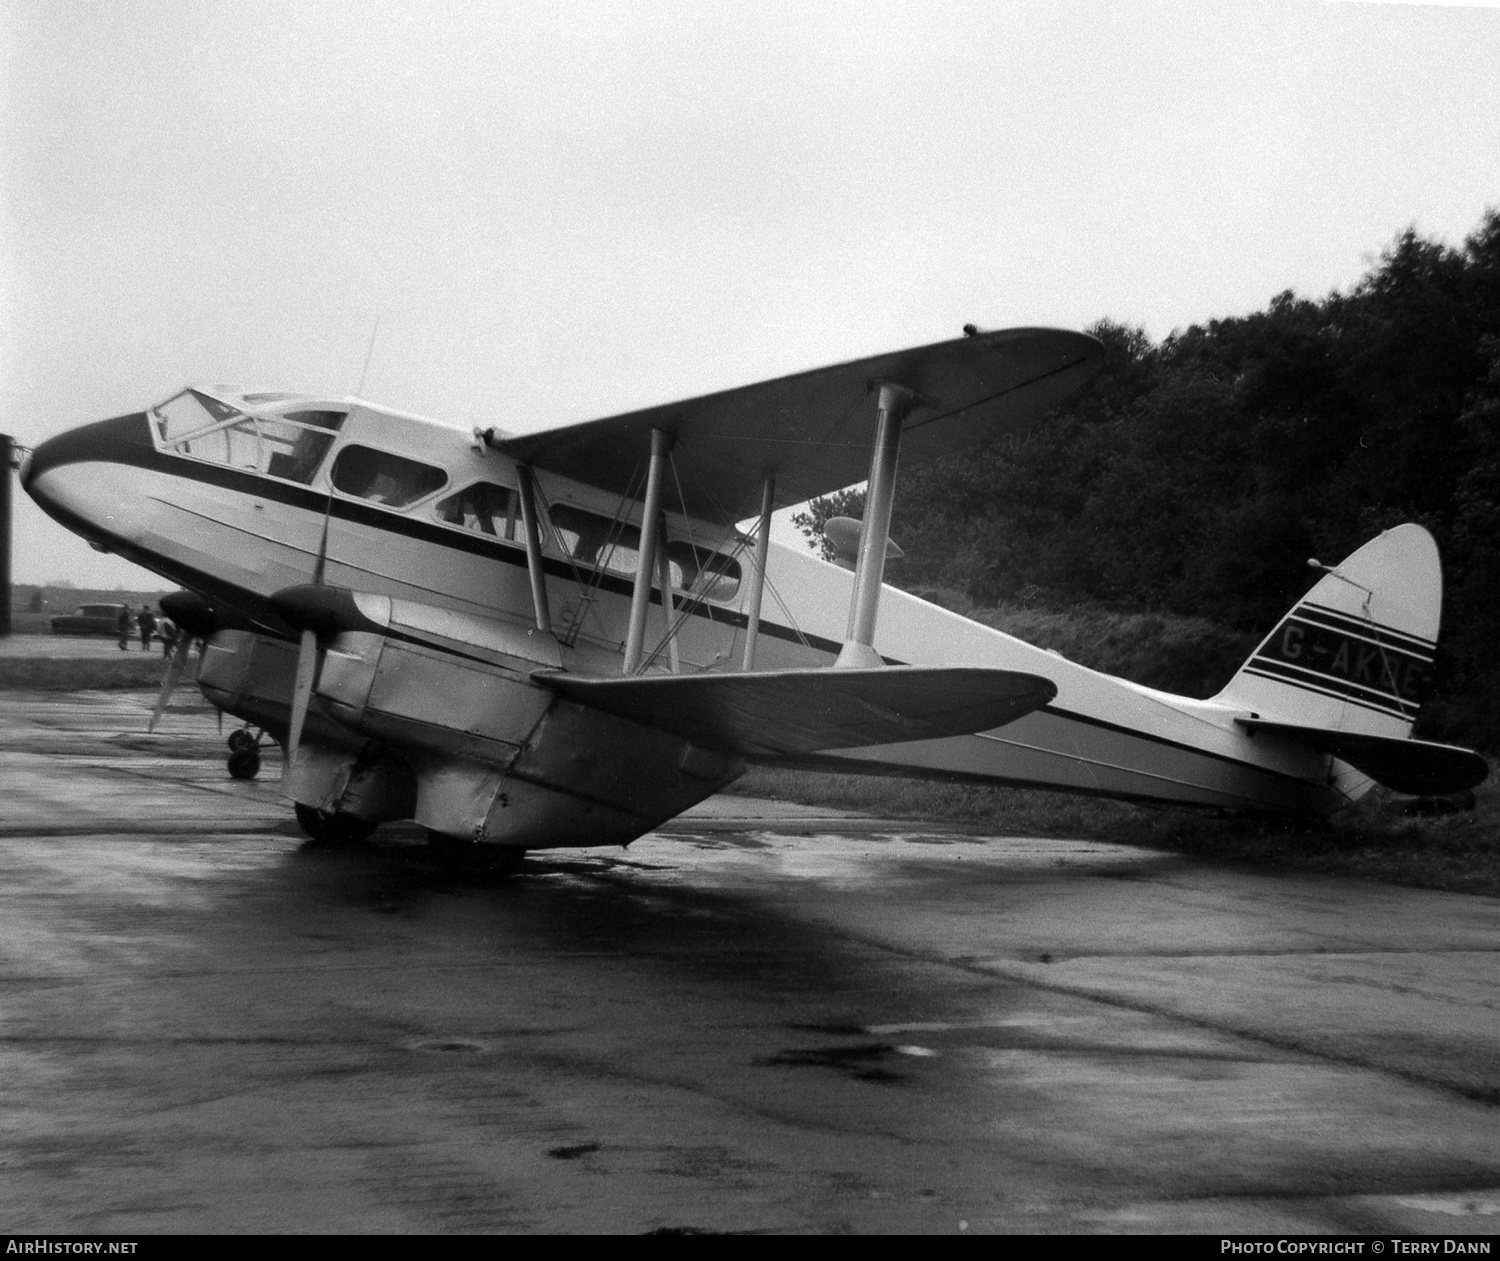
[226,727,263,780]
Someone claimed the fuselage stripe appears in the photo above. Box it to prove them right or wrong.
[1247,651,1419,710]
[1248,645,1423,712]
[1242,662,1415,720]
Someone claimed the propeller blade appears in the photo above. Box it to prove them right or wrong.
[281,501,332,763]
[147,634,194,732]
[286,627,318,763]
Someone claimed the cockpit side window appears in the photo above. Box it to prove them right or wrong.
[153,391,232,446]
[331,444,447,508]
[266,411,343,483]
[434,481,519,540]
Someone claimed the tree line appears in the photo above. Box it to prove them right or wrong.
[797,210,1500,747]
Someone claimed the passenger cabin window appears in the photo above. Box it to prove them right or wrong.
[150,390,345,486]
[331,444,447,508]
[668,542,742,602]
[549,504,644,576]
[546,503,742,602]
[434,481,519,540]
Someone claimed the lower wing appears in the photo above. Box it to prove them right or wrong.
[537,666,1056,758]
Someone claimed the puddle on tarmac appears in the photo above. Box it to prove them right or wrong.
[547,1142,602,1160]
[1385,1190,1500,1217]
[754,1041,907,1083]
[410,1038,488,1054]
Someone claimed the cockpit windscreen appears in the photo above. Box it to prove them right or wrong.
[151,390,345,486]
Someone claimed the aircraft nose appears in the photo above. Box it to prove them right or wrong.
[23,411,154,492]
[23,410,156,542]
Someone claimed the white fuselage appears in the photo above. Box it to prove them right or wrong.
[23,388,1359,817]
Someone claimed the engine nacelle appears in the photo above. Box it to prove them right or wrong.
[205,591,742,849]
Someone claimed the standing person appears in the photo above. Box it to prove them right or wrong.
[159,619,177,657]
[137,604,156,652]
[116,605,131,651]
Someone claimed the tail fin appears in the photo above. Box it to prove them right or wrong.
[1213,524,1441,737]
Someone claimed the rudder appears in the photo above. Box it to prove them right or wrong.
[1213,524,1442,738]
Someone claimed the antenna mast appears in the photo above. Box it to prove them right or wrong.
[354,317,381,396]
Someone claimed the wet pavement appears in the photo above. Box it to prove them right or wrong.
[1,689,1498,1234]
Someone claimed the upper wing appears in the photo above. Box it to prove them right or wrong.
[1237,719,1488,795]
[490,327,1102,521]
[538,665,1056,758]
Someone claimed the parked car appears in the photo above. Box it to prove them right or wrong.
[51,603,131,637]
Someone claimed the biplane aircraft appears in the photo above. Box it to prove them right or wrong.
[22,326,1487,873]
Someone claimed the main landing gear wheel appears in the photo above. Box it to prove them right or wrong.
[226,726,264,779]
[227,747,261,779]
[295,802,377,846]
[426,831,527,879]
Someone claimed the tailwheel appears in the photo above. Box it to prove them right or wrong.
[227,728,257,753]
[295,802,376,846]
[427,831,527,879]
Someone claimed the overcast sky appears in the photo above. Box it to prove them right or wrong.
[4,0,1499,589]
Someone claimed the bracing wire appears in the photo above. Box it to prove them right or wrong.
[661,435,824,665]
[534,462,662,649]
[637,441,761,671]
[638,526,758,672]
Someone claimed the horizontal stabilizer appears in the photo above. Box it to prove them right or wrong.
[1238,719,1488,796]
[539,666,1057,758]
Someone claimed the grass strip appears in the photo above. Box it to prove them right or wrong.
[0,657,168,690]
